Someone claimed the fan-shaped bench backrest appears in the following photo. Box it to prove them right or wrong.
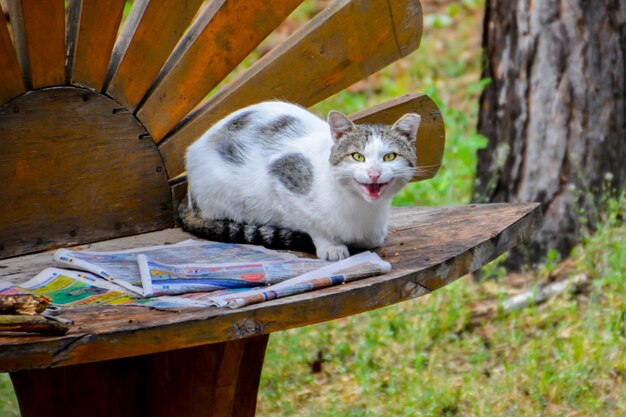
[0,0,444,259]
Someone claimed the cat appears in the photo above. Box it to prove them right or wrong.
[179,101,421,261]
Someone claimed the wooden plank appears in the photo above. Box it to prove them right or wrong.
[105,0,204,111]
[0,87,174,259]
[0,3,26,104]
[136,0,304,141]
[11,337,268,417]
[8,0,65,89]
[0,203,541,371]
[66,0,126,91]
[157,0,423,178]
[350,94,445,182]
[0,315,69,335]
[6,0,29,87]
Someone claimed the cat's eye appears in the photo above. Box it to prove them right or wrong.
[383,153,397,162]
[351,152,365,162]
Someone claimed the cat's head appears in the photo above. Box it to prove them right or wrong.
[327,111,420,202]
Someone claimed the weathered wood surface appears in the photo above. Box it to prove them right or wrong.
[0,315,69,335]
[105,0,205,110]
[66,0,126,91]
[7,0,65,88]
[0,7,25,104]
[0,203,541,372]
[350,94,445,181]
[11,336,268,417]
[136,0,304,141]
[0,87,174,259]
[157,0,423,177]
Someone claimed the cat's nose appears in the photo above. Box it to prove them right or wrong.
[368,172,381,183]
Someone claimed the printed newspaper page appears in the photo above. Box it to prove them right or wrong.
[138,255,328,296]
[205,251,392,308]
[54,240,299,296]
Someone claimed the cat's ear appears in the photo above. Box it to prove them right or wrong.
[327,111,354,142]
[392,113,421,143]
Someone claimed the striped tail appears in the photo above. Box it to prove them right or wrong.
[177,196,315,253]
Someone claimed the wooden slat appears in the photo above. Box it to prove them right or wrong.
[8,0,65,89]
[105,0,205,111]
[0,3,26,104]
[66,0,126,91]
[157,0,423,178]
[0,203,541,371]
[136,0,304,141]
[0,87,174,259]
[350,94,445,182]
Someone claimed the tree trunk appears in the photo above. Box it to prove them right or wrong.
[475,0,626,266]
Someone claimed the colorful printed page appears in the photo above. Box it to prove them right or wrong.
[138,255,328,296]
[0,268,206,308]
[0,268,133,306]
[54,240,298,296]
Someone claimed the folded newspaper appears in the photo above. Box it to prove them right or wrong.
[4,240,391,309]
[53,240,297,295]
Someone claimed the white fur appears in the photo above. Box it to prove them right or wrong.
[185,101,415,261]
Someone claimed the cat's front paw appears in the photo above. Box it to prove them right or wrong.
[317,245,350,261]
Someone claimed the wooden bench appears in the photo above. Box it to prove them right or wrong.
[0,1,542,416]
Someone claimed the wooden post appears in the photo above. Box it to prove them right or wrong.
[10,335,269,417]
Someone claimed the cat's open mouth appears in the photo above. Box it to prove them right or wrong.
[359,182,390,200]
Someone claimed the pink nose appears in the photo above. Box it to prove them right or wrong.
[368,172,380,182]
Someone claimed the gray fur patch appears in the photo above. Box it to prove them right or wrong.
[329,124,417,167]
[178,196,315,252]
[226,110,254,132]
[329,125,371,165]
[227,222,243,241]
[386,128,417,166]
[243,224,258,242]
[216,138,245,165]
[258,115,306,142]
[258,225,275,243]
[269,153,314,195]
[214,110,256,165]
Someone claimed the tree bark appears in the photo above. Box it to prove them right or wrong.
[475,0,626,266]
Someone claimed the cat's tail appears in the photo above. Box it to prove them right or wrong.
[177,196,315,253]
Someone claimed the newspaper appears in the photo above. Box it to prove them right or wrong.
[54,240,297,296]
[205,251,391,308]
[138,255,328,296]
[0,268,205,308]
[38,240,392,310]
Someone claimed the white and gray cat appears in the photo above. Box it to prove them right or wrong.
[180,101,420,261]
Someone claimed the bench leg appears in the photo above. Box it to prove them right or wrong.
[10,335,269,417]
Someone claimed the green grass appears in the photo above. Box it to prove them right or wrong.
[0,373,18,417]
[256,193,625,417]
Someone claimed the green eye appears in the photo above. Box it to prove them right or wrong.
[383,153,397,162]
[351,152,365,162]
